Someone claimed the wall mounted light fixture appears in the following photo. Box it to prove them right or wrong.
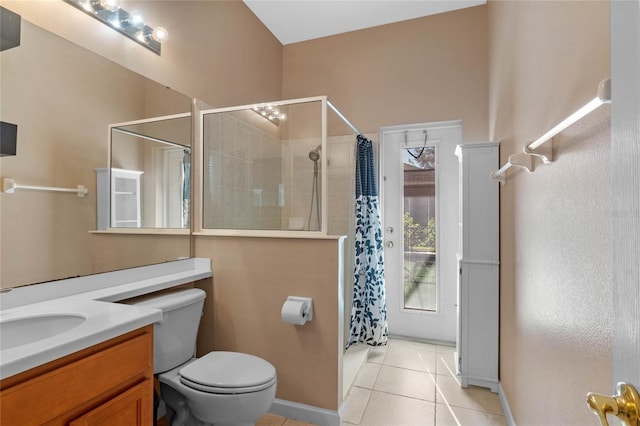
[252,104,286,126]
[63,0,168,55]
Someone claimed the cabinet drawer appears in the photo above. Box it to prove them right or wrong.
[0,330,152,425]
[69,380,152,426]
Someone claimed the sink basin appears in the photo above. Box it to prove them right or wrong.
[0,314,86,350]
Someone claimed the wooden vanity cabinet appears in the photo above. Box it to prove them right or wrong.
[0,325,153,426]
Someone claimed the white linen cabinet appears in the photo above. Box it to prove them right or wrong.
[454,142,500,393]
[96,168,143,230]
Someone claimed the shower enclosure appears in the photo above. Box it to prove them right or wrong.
[198,96,359,237]
[198,96,362,349]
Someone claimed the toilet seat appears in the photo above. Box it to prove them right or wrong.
[179,351,277,394]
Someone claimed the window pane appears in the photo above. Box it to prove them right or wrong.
[403,146,437,311]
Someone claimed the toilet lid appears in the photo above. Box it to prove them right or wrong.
[179,352,276,394]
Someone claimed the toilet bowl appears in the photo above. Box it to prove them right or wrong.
[159,353,276,426]
[125,288,277,426]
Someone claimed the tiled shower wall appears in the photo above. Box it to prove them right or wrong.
[202,112,363,236]
[282,138,322,230]
[203,113,283,229]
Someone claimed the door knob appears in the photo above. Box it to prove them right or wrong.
[386,241,394,248]
[587,382,640,426]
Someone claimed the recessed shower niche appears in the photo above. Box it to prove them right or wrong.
[200,96,359,234]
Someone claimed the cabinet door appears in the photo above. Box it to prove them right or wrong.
[112,174,141,227]
[0,327,152,426]
[68,380,152,426]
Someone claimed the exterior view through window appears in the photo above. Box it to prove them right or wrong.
[403,145,437,312]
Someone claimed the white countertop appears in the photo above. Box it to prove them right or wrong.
[0,258,212,380]
[0,299,161,380]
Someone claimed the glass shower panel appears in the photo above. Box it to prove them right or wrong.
[201,100,323,231]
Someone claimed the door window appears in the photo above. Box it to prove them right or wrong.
[403,146,438,312]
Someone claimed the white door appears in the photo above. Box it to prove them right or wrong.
[380,121,461,342]
[609,0,640,406]
[586,2,639,423]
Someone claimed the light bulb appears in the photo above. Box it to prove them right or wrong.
[151,26,169,43]
[81,0,94,12]
[129,10,145,27]
[99,0,119,11]
[109,16,121,28]
[135,30,148,43]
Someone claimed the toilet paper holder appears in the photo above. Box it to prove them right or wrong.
[282,296,313,324]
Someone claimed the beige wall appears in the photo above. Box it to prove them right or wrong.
[0,0,282,288]
[488,1,612,424]
[2,0,283,108]
[282,6,489,142]
[194,236,344,411]
[89,233,190,274]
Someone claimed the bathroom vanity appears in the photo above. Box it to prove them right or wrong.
[0,258,212,425]
[1,326,153,425]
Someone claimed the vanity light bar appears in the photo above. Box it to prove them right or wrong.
[63,0,167,55]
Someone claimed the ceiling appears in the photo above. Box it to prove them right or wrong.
[242,0,486,45]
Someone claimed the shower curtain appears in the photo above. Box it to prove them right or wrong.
[182,150,191,228]
[347,135,388,348]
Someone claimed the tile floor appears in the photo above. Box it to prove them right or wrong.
[257,338,506,426]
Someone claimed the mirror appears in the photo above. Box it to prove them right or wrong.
[0,16,192,289]
[106,114,191,229]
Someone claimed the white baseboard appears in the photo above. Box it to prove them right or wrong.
[498,382,516,426]
[270,398,340,426]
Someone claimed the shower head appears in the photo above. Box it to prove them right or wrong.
[308,148,320,162]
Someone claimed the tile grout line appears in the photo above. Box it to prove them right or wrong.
[439,354,461,386]
[348,340,504,425]
[349,352,383,425]
[436,353,507,418]
[420,352,462,426]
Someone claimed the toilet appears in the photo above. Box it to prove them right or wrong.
[126,288,277,426]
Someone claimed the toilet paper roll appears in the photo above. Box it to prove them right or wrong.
[281,300,307,325]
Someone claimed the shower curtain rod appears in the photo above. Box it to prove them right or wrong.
[112,127,190,149]
[327,100,361,135]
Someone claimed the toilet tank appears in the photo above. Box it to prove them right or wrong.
[124,288,206,373]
